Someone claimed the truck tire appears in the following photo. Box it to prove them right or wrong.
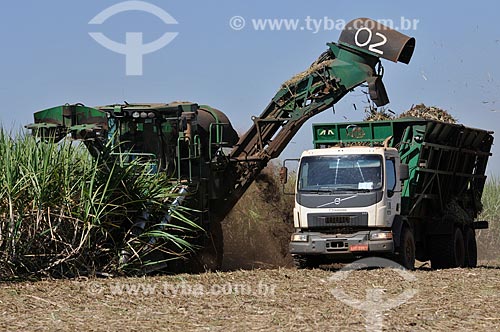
[430,227,465,269]
[293,255,323,269]
[464,227,477,268]
[397,227,415,270]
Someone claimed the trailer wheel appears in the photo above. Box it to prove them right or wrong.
[397,227,415,270]
[464,227,477,268]
[293,255,323,269]
[452,227,466,268]
[430,227,465,269]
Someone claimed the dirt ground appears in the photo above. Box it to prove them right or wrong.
[1,260,499,332]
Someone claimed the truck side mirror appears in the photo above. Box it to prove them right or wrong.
[279,167,288,184]
[282,159,299,195]
[400,164,409,180]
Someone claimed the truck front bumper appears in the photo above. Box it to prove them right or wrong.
[289,231,394,256]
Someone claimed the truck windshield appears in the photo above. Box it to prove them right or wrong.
[298,155,383,192]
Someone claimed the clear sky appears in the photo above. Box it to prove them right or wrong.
[1,0,499,174]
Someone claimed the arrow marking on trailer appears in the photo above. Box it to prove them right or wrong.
[317,195,357,208]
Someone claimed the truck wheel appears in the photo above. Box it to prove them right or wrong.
[430,227,465,269]
[464,227,477,268]
[397,227,415,270]
[293,255,323,269]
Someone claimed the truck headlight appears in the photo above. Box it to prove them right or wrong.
[291,234,308,242]
[370,231,393,241]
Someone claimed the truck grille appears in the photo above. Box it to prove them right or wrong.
[307,212,368,229]
[319,216,352,224]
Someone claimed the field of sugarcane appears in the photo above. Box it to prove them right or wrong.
[477,176,500,259]
[0,130,200,279]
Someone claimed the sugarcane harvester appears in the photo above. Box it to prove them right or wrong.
[27,18,415,270]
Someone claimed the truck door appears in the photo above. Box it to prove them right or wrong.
[385,157,400,226]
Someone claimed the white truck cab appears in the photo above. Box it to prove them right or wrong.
[289,146,408,266]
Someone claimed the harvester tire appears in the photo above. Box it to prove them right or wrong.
[189,221,224,273]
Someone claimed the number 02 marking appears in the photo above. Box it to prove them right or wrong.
[354,27,387,55]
